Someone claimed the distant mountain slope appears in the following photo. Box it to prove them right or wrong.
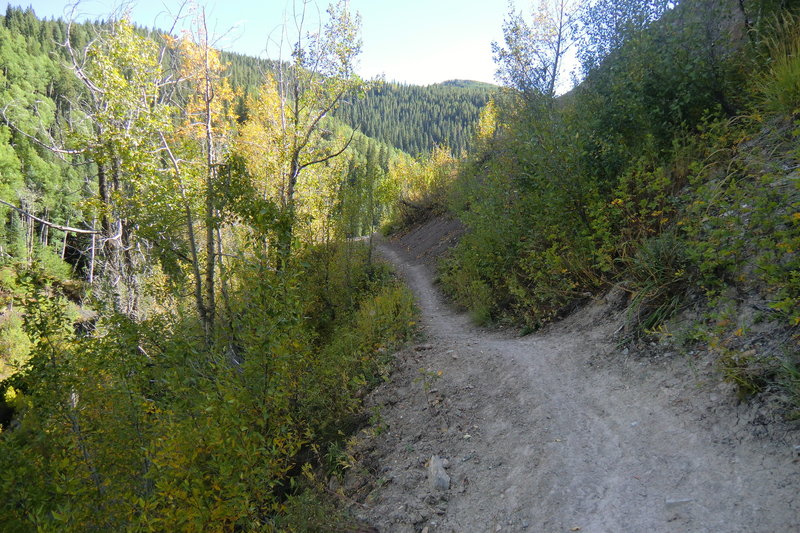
[438,79,498,90]
[335,81,496,156]
[218,49,497,157]
[221,52,496,156]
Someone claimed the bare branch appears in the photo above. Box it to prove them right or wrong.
[65,12,106,97]
[297,87,346,151]
[298,127,355,172]
[0,199,99,235]
[1,104,86,157]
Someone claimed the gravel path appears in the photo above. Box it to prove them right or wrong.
[345,237,800,533]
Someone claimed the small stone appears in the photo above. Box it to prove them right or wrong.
[428,455,451,492]
[665,498,694,508]
[463,434,472,440]
[327,476,341,491]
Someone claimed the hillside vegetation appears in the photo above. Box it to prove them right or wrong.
[388,0,800,414]
[2,0,800,530]
[335,81,495,155]
[212,53,495,157]
[219,46,496,157]
[0,4,418,530]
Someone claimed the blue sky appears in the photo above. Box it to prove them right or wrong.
[20,0,508,85]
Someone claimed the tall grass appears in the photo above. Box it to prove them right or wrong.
[758,12,800,116]
[623,231,692,334]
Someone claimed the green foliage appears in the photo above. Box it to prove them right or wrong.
[33,246,74,280]
[335,130,402,238]
[272,488,354,532]
[757,11,800,116]
[0,261,84,380]
[579,0,673,71]
[0,312,30,379]
[0,9,92,297]
[675,115,800,328]
[440,90,608,327]
[439,259,495,325]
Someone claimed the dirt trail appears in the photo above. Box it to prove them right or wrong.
[345,237,799,532]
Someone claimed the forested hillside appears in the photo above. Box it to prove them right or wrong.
[388,0,800,415]
[335,80,495,155]
[209,51,496,157]
[0,3,417,530]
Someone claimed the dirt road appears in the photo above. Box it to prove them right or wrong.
[345,238,800,532]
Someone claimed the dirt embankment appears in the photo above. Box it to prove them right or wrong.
[336,217,799,532]
[388,216,464,268]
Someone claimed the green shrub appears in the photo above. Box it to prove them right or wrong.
[718,348,781,400]
[440,267,494,325]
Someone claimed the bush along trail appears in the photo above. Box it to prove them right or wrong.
[332,229,800,532]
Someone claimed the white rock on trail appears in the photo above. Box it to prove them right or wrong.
[428,455,450,492]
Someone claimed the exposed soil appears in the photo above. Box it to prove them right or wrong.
[339,220,800,532]
[388,215,464,268]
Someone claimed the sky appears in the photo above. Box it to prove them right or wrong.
[17,0,509,86]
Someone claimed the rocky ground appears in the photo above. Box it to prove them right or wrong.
[335,219,800,533]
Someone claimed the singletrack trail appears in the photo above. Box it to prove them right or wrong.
[346,237,799,532]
